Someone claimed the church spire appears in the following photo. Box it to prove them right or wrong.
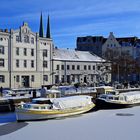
[46,15,51,38]
[39,12,44,37]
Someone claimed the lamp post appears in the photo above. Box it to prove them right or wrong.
[43,53,45,86]
[117,64,119,83]
[14,76,16,88]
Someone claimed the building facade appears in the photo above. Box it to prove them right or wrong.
[0,15,112,89]
[52,48,111,86]
[0,15,53,88]
[102,32,140,82]
[76,33,140,83]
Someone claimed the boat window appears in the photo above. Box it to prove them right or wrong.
[108,97,113,100]
[23,104,31,109]
[119,97,124,100]
[41,106,46,109]
[33,100,53,104]
[101,96,106,99]
[114,97,119,100]
[34,106,39,109]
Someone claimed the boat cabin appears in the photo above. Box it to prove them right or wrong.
[99,94,126,102]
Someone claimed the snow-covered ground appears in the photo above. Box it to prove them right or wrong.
[0,106,140,140]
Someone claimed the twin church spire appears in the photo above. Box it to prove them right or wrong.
[39,13,51,38]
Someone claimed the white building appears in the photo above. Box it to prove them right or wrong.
[52,48,111,86]
[0,15,53,88]
[0,14,111,89]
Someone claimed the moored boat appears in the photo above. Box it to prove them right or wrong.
[15,95,95,121]
[96,91,140,109]
[0,98,15,112]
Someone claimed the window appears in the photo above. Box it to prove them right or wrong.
[88,65,91,70]
[0,75,5,83]
[43,75,48,81]
[114,97,119,100]
[31,75,34,82]
[16,47,19,55]
[106,66,109,70]
[16,60,19,67]
[34,106,39,109]
[0,59,4,67]
[97,66,100,70]
[93,65,95,70]
[31,37,34,44]
[72,65,75,70]
[41,106,46,109]
[0,38,3,41]
[0,45,4,54]
[56,65,59,70]
[31,49,34,56]
[43,61,47,68]
[24,60,27,68]
[67,65,70,70]
[43,49,47,57]
[31,60,34,68]
[108,97,113,100]
[16,36,20,42]
[77,65,80,70]
[61,65,64,70]
[24,48,27,56]
[24,35,29,43]
[16,75,20,82]
[84,65,87,70]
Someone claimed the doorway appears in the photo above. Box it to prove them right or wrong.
[22,76,30,87]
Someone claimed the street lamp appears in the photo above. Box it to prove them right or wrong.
[117,64,120,83]
[14,76,16,88]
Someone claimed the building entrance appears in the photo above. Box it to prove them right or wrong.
[22,76,30,87]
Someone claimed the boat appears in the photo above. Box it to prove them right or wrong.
[15,95,95,121]
[0,97,15,112]
[96,91,140,109]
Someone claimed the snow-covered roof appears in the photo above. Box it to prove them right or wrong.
[53,48,105,62]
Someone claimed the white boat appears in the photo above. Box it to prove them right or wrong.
[96,91,140,109]
[16,95,95,121]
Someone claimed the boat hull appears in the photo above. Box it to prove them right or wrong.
[16,103,95,121]
[95,99,133,109]
[0,102,15,112]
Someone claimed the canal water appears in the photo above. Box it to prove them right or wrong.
[0,106,140,140]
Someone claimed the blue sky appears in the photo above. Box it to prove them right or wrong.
[0,0,140,49]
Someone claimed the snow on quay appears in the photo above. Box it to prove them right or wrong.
[0,106,140,140]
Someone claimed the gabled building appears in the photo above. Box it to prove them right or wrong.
[0,14,53,88]
[102,32,140,82]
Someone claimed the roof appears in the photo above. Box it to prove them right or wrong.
[53,48,105,62]
[77,36,107,43]
[116,37,137,46]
